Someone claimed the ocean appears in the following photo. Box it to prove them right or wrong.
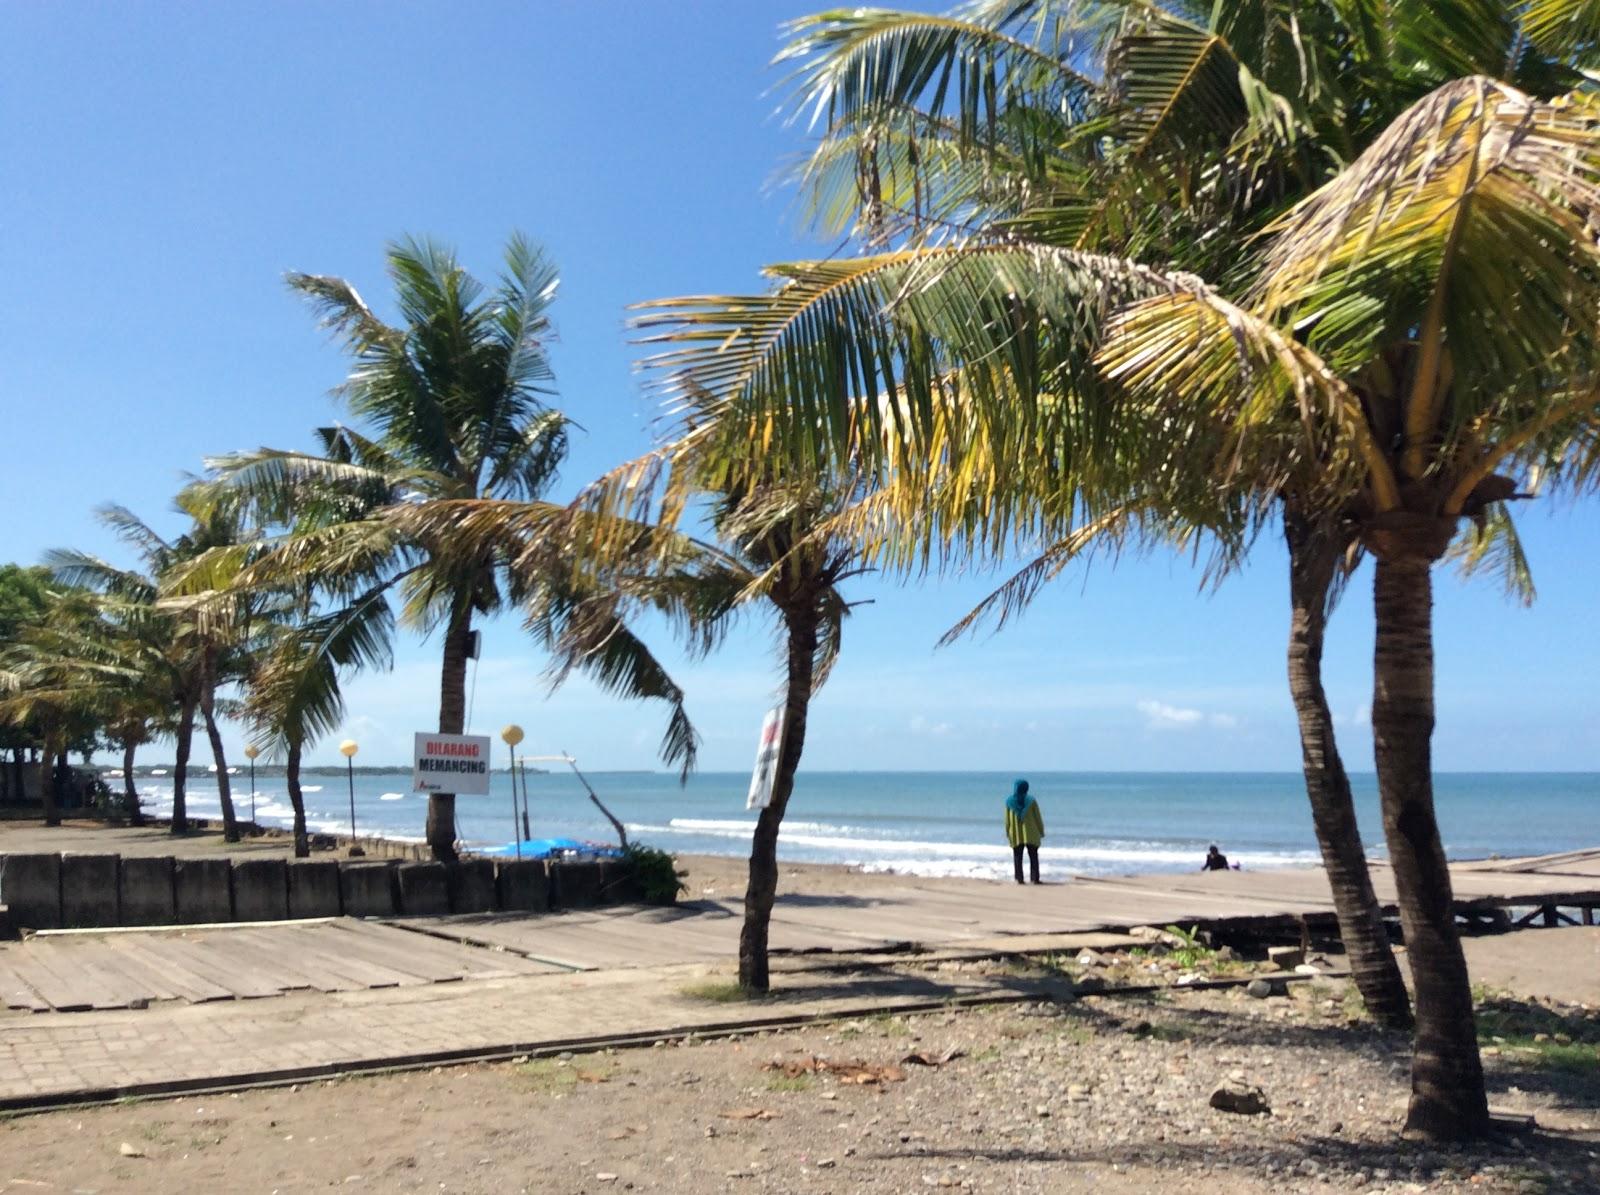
[121,769,1597,883]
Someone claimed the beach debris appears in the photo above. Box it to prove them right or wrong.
[118,1142,147,1158]
[1075,949,1106,967]
[1245,978,1277,999]
[1209,1081,1271,1115]
[764,1057,907,1084]
[721,1107,779,1120]
[595,1174,618,1183]
[1294,963,1322,976]
[900,1046,965,1068]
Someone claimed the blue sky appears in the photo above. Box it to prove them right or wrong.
[3,2,1596,774]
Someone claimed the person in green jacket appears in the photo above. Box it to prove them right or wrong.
[1004,778,1044,885]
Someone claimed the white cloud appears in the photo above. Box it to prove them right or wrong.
[909,715,954,737]
[1137,699,1205,729]
[1335,703,1372,729]
[1209,713,1240,730]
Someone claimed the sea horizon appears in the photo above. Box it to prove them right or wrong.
[103,768,1600,884]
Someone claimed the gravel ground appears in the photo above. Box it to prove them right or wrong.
[3,972,1595,1195]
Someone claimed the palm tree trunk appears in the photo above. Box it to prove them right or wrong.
[426,603,473,862]
[739,604,818,993]
[172,693,197,835]
[1284,511,1412,1029]
[1371,546,1488,1141]
[199,660,239,842]
[121,739,143,826]
[53,750,69,811]
[286,739,309,858]
[40,729,61,827]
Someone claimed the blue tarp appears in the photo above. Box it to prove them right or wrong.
[479,836,623,860]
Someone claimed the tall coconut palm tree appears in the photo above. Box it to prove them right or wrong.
[1089,82,1600,1137]
[409,462,856,992]
[202,235,577,861]
[0,565,54,804]
[765,0,1600,1032]
[623,34,1600,1143]
[764,0,1600,1036]
[244,586,395,858]
[50,501,255,838]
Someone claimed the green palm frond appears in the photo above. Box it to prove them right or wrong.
[1446,501,1535,605]
[1522,0,1600,62]
[777,5,1102,145]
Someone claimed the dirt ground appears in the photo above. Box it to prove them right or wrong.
[3,954,1595,1195]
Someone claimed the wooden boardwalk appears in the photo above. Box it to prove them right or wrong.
[2,850,1595,1013]
[0,919,561,1012]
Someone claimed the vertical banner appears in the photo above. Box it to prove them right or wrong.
[746,706,785,810]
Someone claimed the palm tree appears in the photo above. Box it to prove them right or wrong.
[244,587,394,857]
[50,501,254,839]
[767,0,1600,1037]
[203,235,575,861]
[626,12,1600,1136]
[417,472,856,993]
[0,586,160,825]
[1090,82,1600,1137]
[0,565,54,804]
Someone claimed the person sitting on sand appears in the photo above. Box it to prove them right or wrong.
[1004,779,1045,885]
[1202,844,1231,872]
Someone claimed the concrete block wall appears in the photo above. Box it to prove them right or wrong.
[0,850,641,930]
[119,856,176,925]
[61,854,119,928]
[0,854,62,929]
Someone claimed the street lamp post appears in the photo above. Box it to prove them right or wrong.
[500,725,524,859]
[243,743,260,825]
[340,739,363,857]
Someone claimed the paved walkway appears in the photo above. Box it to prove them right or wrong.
[0,950,1075,1110]
[0,849,1594,1110]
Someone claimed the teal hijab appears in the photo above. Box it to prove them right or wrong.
[1006,778,1031,818]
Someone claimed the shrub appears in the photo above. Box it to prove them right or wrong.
[623,842,687,906]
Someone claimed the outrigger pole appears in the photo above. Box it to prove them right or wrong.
[523,754,630,850]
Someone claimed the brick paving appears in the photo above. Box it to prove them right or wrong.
[0,957,1052,1109]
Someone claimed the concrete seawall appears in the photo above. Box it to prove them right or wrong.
[0,851,632,931]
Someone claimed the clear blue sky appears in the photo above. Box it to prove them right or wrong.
[3,2,1596,773]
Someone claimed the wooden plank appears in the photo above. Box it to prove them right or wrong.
[5,947,121,1012]
[105,937,234,1004]
[332,920,556,978]
[268,926,426,989]
[139,933,285,1000]
[0,955,49,1012]
[328,921,505,977]
[219,928,361,993]
[38,943,162,1009]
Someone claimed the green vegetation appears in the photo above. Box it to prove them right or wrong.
[622,842,687,906]
[1477,994,1600,1074]
[6,0,1600,1151]
[516,1058,578,1092]
[679,979,759,1004]
[766,1072,813,1093]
